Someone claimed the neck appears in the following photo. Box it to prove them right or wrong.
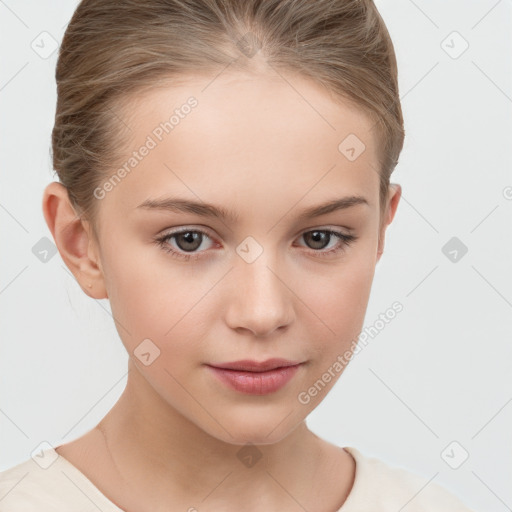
[94,359,335,510]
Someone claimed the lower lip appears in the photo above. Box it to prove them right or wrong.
[206,364,301,395]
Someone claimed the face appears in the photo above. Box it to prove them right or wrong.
[85,70,399,445]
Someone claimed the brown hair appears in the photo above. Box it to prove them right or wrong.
[52,0,404,240]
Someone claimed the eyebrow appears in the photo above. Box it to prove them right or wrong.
[136,195,369,223]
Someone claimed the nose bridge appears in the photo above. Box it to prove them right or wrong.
[225,242,293,335]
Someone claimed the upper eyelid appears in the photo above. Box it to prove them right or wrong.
[160,226,215,241]
[161,224,352,236]
[159,226,352,246]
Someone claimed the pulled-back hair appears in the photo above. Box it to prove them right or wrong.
[52,0,404,238]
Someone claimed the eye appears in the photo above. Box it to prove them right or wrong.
[154,227,358,262]
[295,229,357,258]
[155,228,216,261]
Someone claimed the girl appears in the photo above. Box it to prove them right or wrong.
[0,0,476,510]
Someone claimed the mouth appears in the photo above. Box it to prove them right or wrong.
[205,359,304,395]
[207,358,303,372]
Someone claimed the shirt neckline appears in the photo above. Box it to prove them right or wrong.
[48,445,363,511]
[48,447,127,511]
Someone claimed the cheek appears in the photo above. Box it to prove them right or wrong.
[102,228,376,360]
[100,240,211,358]
[299,250,376,351]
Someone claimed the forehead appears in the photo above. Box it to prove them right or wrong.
[99,70,380,219]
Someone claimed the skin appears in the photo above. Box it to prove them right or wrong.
[42,66,401,512]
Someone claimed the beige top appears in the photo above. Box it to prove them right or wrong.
[0,446,476,511]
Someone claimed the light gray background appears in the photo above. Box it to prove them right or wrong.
[1,1,511,511]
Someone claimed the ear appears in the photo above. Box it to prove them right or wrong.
[376,183,402,264]
[42,181,108,299]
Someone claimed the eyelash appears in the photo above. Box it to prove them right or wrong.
[154,228,358,262]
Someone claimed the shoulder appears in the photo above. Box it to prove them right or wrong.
[341,446,476,512]
[0,447,122,512]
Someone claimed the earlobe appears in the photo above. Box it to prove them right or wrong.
[42,181,108,299]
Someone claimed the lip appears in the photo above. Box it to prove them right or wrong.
[208,358,302,372]
[205,359,303,395]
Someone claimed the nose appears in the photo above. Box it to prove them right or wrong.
[224,252,294,338]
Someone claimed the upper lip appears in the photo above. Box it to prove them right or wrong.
[207,358,302,372]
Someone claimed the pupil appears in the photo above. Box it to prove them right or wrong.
[308,230,328,249]
[179,232,201,251]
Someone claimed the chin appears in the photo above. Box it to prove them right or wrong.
[200,407,306,447]
[213,429,288,448]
